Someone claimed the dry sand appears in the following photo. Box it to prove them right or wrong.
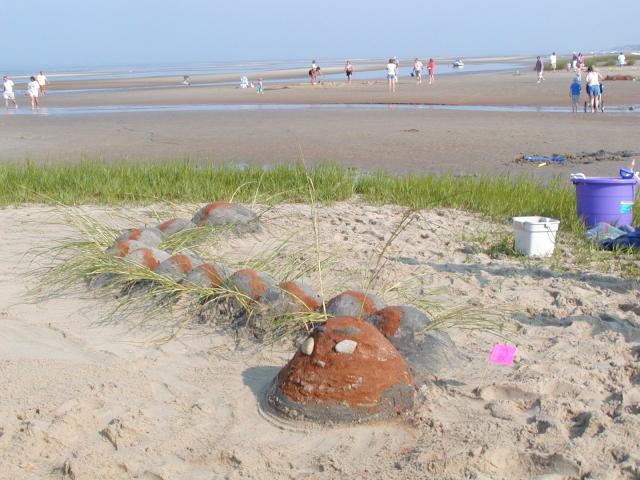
[1,202,639,479]
[1,66,639,178]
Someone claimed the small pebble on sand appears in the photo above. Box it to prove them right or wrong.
[301,337,315,355]
[335,339,357,354]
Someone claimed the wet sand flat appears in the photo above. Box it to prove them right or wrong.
[1,107,638,178]
[2,67,639,177]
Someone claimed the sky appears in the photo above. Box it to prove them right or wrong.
[4,0,639,70]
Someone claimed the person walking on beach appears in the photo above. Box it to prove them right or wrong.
[3,76,18,109]
[345,61,353,84]
[617,52,626,67]
[535,56,544,83]
[413,58,423,84]
[585,66,602,113]
[256,78,264,95]
[570,77,581,113]
[577,52,584,70]
[427,58,435,84]
[549,52,557,71]
[392,57,400,84]
[309,60,320,85]
[571,53,578,71]
[386,58,397,92]
[36,71,48,95]
[26,76,40,109]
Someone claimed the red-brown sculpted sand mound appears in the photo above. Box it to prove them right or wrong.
[191,202,260,232]
[267,316,415,423]
[279,280,321,311]
[154,217,195,236]
[325,290,385,319]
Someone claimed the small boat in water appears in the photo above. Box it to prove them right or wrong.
[452,59,464,68]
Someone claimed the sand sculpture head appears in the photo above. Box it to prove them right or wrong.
[268,316,415,423]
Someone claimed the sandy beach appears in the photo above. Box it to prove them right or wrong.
[1,63,639,177]
[1,202,639,479]
[1,55,640,480]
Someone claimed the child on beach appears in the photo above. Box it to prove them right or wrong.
[256,78,264,95]
[535,56,544,83]
[387,58,397,93]
[427,58,435,84]
[3,76,18,109]
[36,71,48,95]
[27,76,40,109]
[392,57,399,84]
[570,78,581,113]
[413,58,423,84]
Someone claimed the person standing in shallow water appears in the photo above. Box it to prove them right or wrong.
[570,77,581,113]
[386,58,397,92]
[413,58,423,84]
[585,66,602,113]
[535,56,544,83]
[3,76,18,109]
[345,61,353,84]
[27,76,40,109]
[392,56,399,85]
[36,71,48,95]
[427,58,435,84]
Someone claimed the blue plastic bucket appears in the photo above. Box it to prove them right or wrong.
[571,177,637,228]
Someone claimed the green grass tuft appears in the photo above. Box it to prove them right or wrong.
[3,161,637,238]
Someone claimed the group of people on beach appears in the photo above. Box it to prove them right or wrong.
[2,71,48,109]
[570,67,605,113]
[535,52,612,113]
[304,58,436,92]
[385,57,436,92]
[411,58,436,85]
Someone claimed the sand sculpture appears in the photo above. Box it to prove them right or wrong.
[115,227,164,247]
[97,202,454,423]
[154,254,204,281]
[367,305,465,376]
[192,201,261,232]
[123,247,171,270]
[267,316,415,423]
[154,217,195,236]
[185,262,230,288]
[325,290,385,318]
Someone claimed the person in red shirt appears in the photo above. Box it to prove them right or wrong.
[427,58,435,84]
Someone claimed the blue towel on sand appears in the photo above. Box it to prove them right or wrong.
[523,156,566,163]
[600,230,640,251]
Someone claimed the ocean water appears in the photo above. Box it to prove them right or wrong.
[5,59,526,84]
[3,103,638,116]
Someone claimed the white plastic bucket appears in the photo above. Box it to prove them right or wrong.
[512,216,560,257]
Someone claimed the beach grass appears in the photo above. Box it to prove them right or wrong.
[543,54,636,71]
[584,54,636,68]
[0,161,591,232]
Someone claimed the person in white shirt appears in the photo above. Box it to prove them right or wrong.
[386,58,397,92]
[617,52,626,67]
[27,76,40,109]
[3,76,18,109]
[413,58,423,84]
[36,71,48,95]
[585,66,603,113]
[549,52,557,71]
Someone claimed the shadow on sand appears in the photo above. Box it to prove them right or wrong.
[427,261,637,294]
[241,365,280,405]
